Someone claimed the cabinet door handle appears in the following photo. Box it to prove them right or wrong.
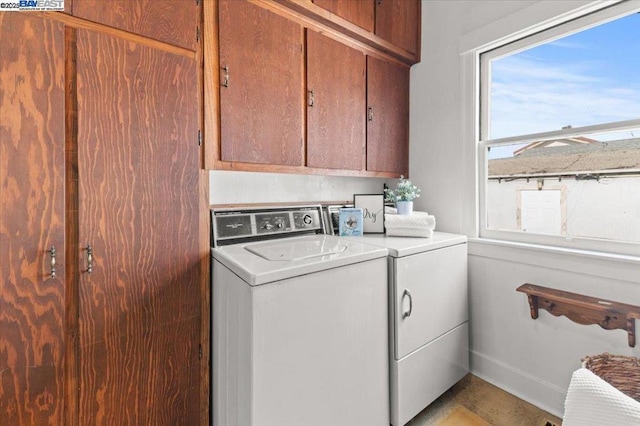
[368,106,374,121]
[402,289,413,318]
[308,90,314,107]
[85,245,93,275]
[221,65,229,88]
[48,246,56,279]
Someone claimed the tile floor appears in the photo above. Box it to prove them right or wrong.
[406,374,563,426]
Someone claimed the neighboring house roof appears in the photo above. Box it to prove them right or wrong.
[488,138,640,177]
[512,136,599,156]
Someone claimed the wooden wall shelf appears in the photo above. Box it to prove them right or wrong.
[516,284,640,347]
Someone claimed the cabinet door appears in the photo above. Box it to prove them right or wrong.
[72,0,198,50]
[75,29,201,425]
[0,14,66,425]
[307,31,366,170]
[394,244,468,360]
[367,56,409,174]
[375,0,420,55]
[219,0,304,166]
[313,0,374,32]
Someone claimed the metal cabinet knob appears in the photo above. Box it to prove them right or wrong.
[48,246,56,279]
[221,65,229,88]
[308,90,315,107]
[86,245,93,274]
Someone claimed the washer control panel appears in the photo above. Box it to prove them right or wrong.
[256,212,292,234]
[212,205,325,247]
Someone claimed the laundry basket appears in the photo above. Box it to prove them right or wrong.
[582,353,640,402]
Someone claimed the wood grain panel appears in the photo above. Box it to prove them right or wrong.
[375,0,420,55]
[0,13,66,426]
[307,30,366,170]
[64,26,80,426]
[203,0,220,170]
[75,29,201,425]
[270,0,419,64]
[367,55,409,175]
[219,0,304,166]
[198,170,211,426]
[313,0,374,32]
[72,0,198,51]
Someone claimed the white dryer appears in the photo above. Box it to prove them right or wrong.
[355,232,469,426]
[211,206,390,426]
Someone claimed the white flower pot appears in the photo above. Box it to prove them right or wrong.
[396,201,413,215]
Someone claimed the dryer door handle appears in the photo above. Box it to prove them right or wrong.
[402,289,413,319]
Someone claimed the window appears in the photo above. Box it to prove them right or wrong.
[479,2,640,255]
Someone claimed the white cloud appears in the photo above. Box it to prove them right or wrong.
[489,56,640,139]
[547,39,588,50]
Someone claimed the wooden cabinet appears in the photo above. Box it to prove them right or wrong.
[367,55,410,175]
[296,0,421,62]
[306,30,366,170]
[0,13,66,425]
[1,5,206,425]
[313,0,374,32]
[375,0,421,56]
[218,0,304,166]
[71,0,199,50]
[74,29,201,425]
[206,0,413,177]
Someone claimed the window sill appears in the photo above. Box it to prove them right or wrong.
[468,238,640,283]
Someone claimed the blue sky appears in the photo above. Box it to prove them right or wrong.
[488,10,640,152]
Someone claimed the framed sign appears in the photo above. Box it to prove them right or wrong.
[354,194,385,234]
[338,208,363,236]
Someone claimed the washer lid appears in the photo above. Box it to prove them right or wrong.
[212,235,387,286]
[246,238,347,261]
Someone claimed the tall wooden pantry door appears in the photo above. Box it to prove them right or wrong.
[73,29,201,424]
[0,14,66,425]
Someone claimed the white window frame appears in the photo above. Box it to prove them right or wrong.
[475,0,640,257]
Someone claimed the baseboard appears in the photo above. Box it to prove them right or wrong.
[470,350,566,419]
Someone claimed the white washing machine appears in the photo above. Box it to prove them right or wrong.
[353,233,469,426]
[211,206,390,426]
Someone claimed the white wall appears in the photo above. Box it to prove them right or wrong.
[209,171,388,205]
[410,0,540,233]
[468,241,640,416]
[412,0,640,418]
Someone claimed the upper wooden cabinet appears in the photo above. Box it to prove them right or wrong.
[367,55,409,175]
[307,30,366,171]
[218,0,304,166]
[375,0,421,56]
[71,0,199,50]
[313,0,374,32]
[281,0,421,63]
[204,0,415,177]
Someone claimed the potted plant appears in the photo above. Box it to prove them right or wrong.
[384,176,421,215]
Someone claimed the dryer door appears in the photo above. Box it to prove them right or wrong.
[394,243,468,360]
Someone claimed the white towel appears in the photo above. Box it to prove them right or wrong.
[385,211,436,230]
[386,227,433,238]
[563,368,640,426]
